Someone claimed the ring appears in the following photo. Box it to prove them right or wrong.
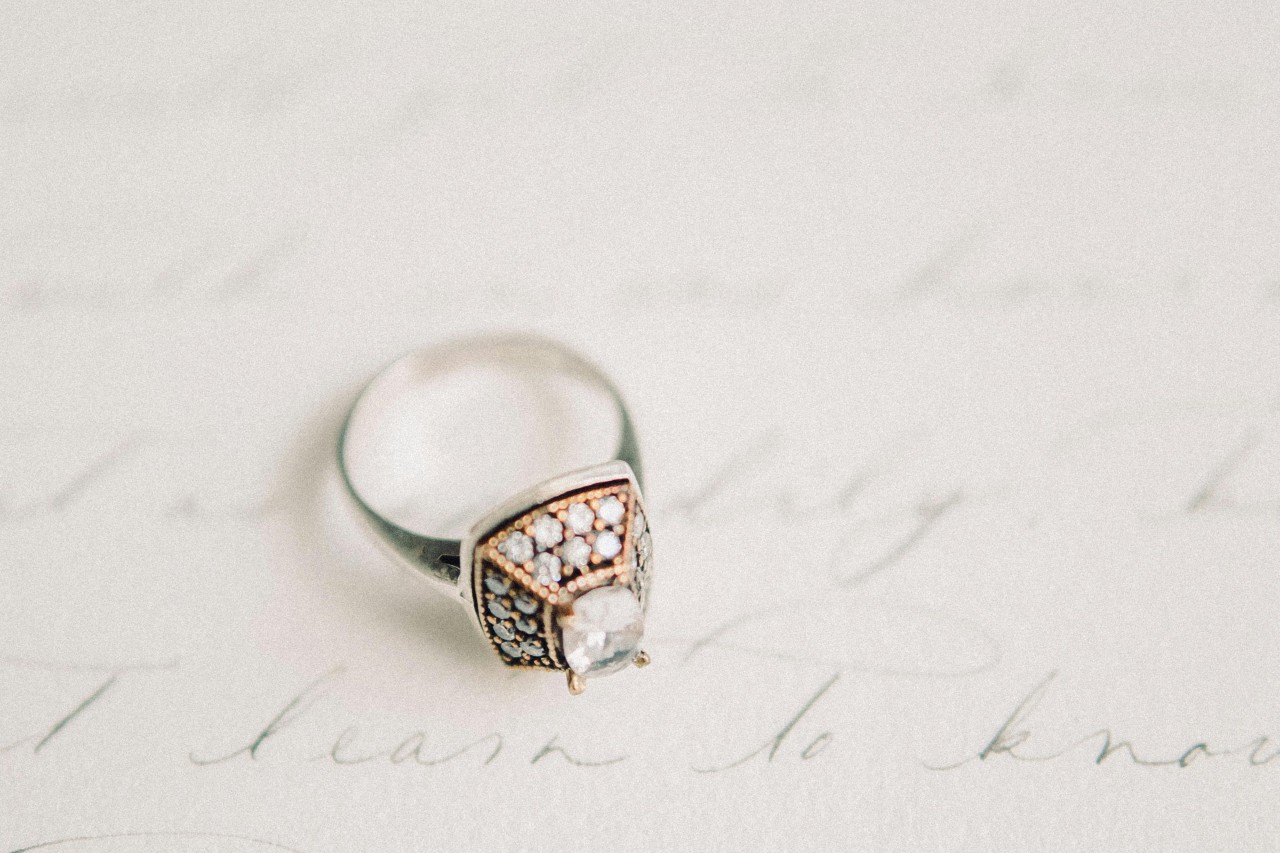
[337,335,653,695]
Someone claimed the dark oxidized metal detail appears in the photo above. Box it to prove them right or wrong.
[475,559,565,669]
[630,506,653,613]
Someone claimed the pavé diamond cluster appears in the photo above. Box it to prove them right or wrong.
[472,476,653,693]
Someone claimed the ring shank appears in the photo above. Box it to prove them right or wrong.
[338,335,642,591]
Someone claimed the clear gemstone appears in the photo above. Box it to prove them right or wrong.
[597,496,625,526]
[532,514,564,549]
[635,508,647,536]
[558,586,645,677]
[499,532,534,564]
[566,502,595,535]
[563,536,592,568]
[533,552,562,585]
[513,593,539,615]
[594,530,622,559]
[637,531,652,564]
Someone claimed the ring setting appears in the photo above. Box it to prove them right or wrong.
[469,463,652,694]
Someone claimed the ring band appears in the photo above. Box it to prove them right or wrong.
[338,335,653,694]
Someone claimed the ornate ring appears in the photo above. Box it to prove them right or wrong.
[337,335,653,695]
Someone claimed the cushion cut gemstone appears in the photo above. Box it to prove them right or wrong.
[558,586,644,677]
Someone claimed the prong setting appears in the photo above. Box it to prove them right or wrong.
[470,467,652,683]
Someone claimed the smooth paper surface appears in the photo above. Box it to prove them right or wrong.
[2,3,1279,851]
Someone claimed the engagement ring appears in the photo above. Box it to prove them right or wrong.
[338,335,653,695]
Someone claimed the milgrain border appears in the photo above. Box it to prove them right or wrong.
[459,460,641,617]
[479,482,639,602]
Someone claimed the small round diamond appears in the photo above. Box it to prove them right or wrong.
[597,496,625,526]
[558,585,645,677]
[563,537,592,569]
[499,532,534,564]
[594,530,622,559]
[533,552,562,586]
[533,514,564,550]
[566,502,595,535]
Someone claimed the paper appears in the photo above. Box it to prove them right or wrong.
[2,2,1279,850]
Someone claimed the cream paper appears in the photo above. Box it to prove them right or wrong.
[2,3,1279,850]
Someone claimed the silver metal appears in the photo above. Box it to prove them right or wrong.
[338,335,644,609]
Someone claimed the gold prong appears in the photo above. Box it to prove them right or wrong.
[633,650,651,668]
[567,671,586,695]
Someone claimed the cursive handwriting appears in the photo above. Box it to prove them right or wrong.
[928,672,1280,770]
[1,658,175,756]
[8,656,1280,778]
[185,666,632,769]
[694,673,838,772]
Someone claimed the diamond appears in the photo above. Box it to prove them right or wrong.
[563,536,592,569]
[559,585,645,677]
[533,552,562,585]
[532,514,564,550]
[513,593,539,615]
[635,508,647,536]
[637,531,652,564]
[597,495,625,526]
[566,502,595,535]
[594,530,622,560]
[499,532,534,564]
